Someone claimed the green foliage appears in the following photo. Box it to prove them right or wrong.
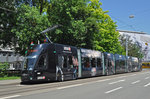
[86,0,123,54]
[15,0,50,14]
[11,4,51,54]
[0,76,20,80]
[1,0,123,55]
[0,0,17,47]
[47,0,123,54]
[0,63,9,77]
[47,0,87,47]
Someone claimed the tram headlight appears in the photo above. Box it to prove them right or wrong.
[37,72,41,75]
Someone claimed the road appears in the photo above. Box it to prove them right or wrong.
[0,70,150,99]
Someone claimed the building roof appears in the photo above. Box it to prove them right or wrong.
[118,30,147,34]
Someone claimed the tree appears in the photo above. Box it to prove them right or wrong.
[11,4,50,54]
[47,0,122,54]
[15,0,50,14]
[47,0,87,47]
[119,34,143,58]
[86,0,123,54]
[0,0,17,48]
[1,0,123,55]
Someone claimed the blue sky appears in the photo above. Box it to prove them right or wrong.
[100,0,150,34]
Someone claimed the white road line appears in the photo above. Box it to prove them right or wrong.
[116,76,127,79]
[105,87,123,94]
[145,77,150,79]
[0,95,21,99]
[57,84,83,89]
[131,74,136,76]
[96,79,110,83]
[16,85,25,87]
[131,80,140,84]
[144,83,150,87]
[109,79,125,85]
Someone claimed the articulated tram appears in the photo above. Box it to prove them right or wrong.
[21,43,142,83]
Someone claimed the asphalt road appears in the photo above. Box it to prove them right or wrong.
[0,70,150,99]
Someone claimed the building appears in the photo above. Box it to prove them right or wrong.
[0,46,24,70]
[118,30,150,62]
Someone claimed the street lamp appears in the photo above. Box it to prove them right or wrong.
[129,15,134,18]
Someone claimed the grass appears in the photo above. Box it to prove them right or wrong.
[0,76,20,80]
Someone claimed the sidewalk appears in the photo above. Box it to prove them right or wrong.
[0,79,21,85]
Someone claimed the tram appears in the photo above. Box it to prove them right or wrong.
[21,42,142,83]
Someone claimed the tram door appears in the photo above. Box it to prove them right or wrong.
[105,58,115,75]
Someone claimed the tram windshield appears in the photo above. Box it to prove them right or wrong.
[23,57,35,70]
[27,45,43,56]
[23,45,43,70]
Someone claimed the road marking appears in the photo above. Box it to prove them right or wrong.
[57,84,83,89]
[145,77,150,79]
[0,95,21,99]
[131,74,136,76]
[105,87,123,94]
[131,80,140,84]
[16,85,25,87]
[144,83,150,87]
[96,79,110,83]
[109,79,125,85]
[117,76,127,79]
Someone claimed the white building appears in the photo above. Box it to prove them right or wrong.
[118,30,150,62]
[0,45,24,70]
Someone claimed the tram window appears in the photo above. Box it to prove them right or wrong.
[120,60,125,67]
[108,60,111,67]
[115,60,119,67]
[68,56,73,68]
[3,53,6,56]
[58,55,63,67]
[63,56,67,68]
[97,58,101,67]
[38,55,47,69]
[84,58,90,68]
[91,58,96,67]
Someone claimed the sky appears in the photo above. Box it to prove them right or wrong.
[100,0,150,34]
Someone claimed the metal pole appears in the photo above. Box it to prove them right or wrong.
[126,35,128,56]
